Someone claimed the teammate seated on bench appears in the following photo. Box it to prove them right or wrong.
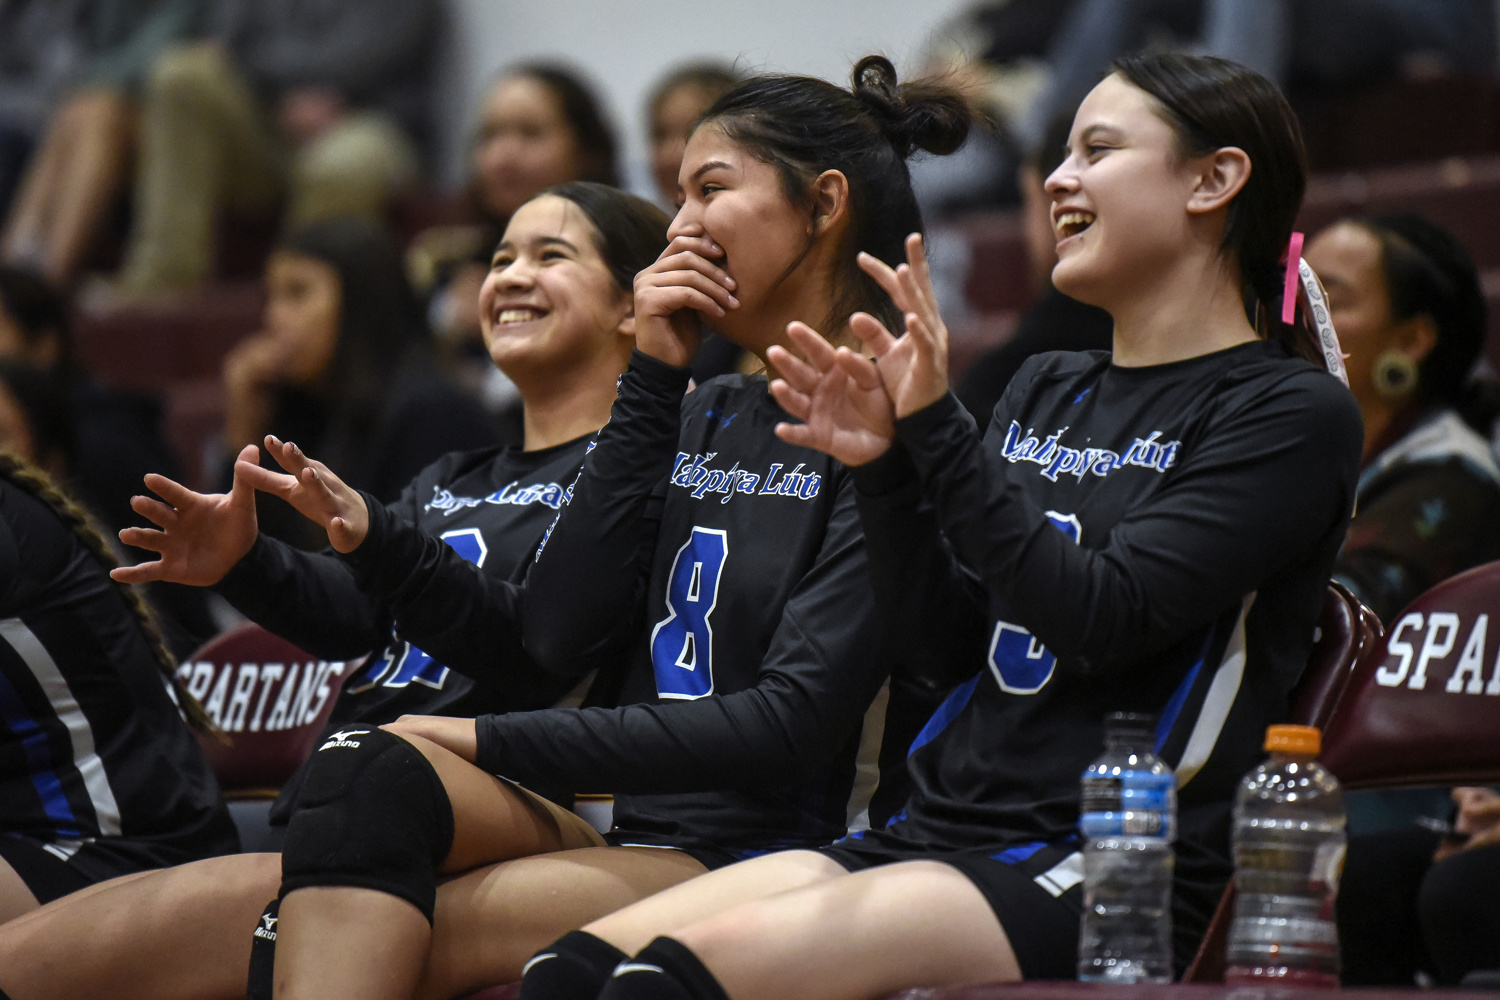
[0,54,976,1000]
[0,451,237,923]
[516,52,1366,1000]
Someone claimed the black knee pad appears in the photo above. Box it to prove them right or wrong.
[280,727,455,923]
[519,930,629,1000]
[598,937,730,1000]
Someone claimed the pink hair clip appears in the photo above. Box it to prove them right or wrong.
[1280,231,1304,326]
[1279,231,1349,386]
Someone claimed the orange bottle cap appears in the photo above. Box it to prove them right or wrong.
[1265,724,1321,755]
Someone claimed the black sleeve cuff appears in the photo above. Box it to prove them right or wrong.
[626,348,694,393]
[336,490,396,584]
[210,534,277,604]
[892,391,980,479]
[851,440,921,501]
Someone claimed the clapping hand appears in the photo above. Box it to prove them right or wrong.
[768,322,895,466]
[112,444,261,586]
[234,436,370,553]
[767,232,952,465]
[850,232,951,419]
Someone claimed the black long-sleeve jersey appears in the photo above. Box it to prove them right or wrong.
[342,352,911,856]
[852,341,1362,875]
[0,478,238,882]
[214,437,596,728]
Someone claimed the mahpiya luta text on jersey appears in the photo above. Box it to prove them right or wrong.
[669,451,824,502]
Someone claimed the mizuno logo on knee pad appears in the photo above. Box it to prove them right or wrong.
[253,913,277,942]
[318,729,371,750]
[613,963,666,977]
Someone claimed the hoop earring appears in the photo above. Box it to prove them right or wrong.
[1372,349,1419,401]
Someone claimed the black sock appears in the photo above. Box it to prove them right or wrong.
[246,897,280,1000]
[599,937,731,1000]
[519,930,629,1000]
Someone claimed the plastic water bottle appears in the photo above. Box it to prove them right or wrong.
[1225,724,1345,987]
[1077,712,1176,984]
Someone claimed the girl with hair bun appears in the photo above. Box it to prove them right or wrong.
[522,53,1363,1000]
[0,58,976,1000]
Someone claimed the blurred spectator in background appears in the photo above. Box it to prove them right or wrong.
[640,61,750,384]
[1012,0,1497,153]
[0,0,209,286]
[1304,213,1500,625]
[410,64,619,433]
[0,266,178,544]
[104,0,439,300]
[222,216,500,551]
[0,359,76,482]
[954,111,1112,426]
[1340,785,1500,986]
[645,61,739,206]
[0,0,88,217]
[0,266,215,653]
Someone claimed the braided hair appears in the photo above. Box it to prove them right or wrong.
[0,451,219,736]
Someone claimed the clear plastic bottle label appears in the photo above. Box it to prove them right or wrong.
[1080,770,1175,838]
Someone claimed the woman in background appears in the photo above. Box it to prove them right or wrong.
[221,216,500,551]
[1304,212,1500,624]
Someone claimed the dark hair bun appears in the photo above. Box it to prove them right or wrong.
[851,54,972,159]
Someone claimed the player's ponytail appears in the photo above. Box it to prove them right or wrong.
[699,57,977,333]
[0,451,221,738]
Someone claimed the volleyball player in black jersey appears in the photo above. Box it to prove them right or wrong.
[519,54,1365,1000]
[115,182,659,750]
[0,183,663,1000]
[0,454,236,921]
[192,57,972,1000]
[0,61,976,999]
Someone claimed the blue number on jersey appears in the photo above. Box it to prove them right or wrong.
[352,528,488,692]
[988,511,1080,695]
[649,527,729,700]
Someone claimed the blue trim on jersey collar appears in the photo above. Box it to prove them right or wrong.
[908,672,982,757]
[0,667,81,838]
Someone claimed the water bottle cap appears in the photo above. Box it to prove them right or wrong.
[1264,724,1321,755]
[1104,711,1156,737]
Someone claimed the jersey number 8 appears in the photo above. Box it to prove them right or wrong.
[650,527,729,700]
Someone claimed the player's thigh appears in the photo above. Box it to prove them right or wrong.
[586,848,848,955]
[679,859,1019,1000]
[419,845,711,1000]
[0,851,281,1000]
[391,732,604,873]
[0,858,39,924]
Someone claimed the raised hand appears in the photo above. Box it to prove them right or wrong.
[112,445,261,586]
[633,232,738,367]
[235,435,370,553]
[852,232,951,419]
[768,321,895,467]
